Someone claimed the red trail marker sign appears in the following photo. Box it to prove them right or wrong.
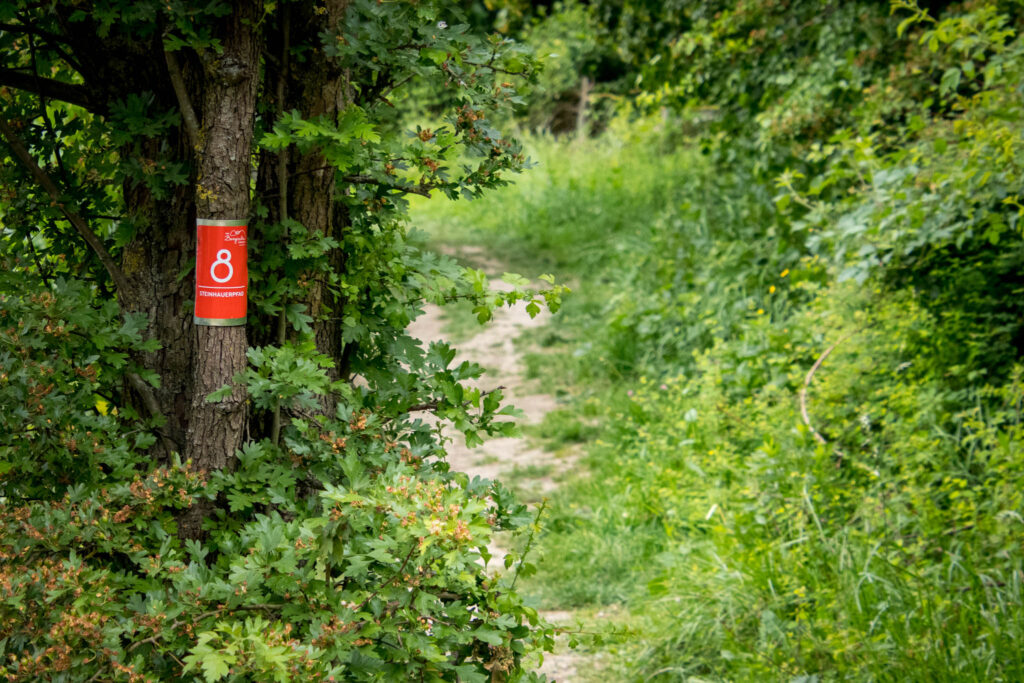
[194,218,248,326]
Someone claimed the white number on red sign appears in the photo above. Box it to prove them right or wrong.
[210,249,234,283]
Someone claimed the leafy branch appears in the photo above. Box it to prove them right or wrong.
[405,385,506,414]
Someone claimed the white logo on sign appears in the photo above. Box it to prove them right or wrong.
[210,249,234,283]
[224,229,247,246]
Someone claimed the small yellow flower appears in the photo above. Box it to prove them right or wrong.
[780,269,790,277]
[769,285,776,294]
[757,308,765,315]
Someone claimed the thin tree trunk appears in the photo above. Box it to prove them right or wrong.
[575,76,591,141]
[293,0,350,396]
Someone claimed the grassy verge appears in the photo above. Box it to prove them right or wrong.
[410,124,1024,681]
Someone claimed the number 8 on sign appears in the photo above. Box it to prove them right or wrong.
[195,219,248,326]
[210,249,234,283]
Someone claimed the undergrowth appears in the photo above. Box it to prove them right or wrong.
[411,116,1024,680]
[410,4,1024,676]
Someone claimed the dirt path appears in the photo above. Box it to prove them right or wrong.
[407,246,585,682]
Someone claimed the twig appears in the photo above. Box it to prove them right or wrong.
[26,236,51,286]
[801,345,837,446]
[127,372,179,455]
[163,49,200,152]
[460,60,524,76]
[27,30,70,186]
[800,330,860,464]
[376,74,413,102]
[0,21,63,43]
[509,499,547,591]
[0,66,95,111]
[715,402,757,434]
[129,604,284,654]
[343,174,440,198]
[354,543,418,613]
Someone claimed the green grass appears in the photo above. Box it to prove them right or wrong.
[411,123,692,273]
[525,409,599,447]
[410,125,1024,681]
[503,463,555,490]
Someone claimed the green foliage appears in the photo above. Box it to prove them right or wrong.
[512,2,619,133]
[0,382,549,679]
[586,283,1024,680]
[414,0,1024,672]
[7,0,1024,678]
[0,277,559,679]
[0,277,162,498]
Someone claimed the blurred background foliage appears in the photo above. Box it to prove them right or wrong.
[411,0,1024,679]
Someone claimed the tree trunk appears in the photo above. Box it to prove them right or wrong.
[121,168,195,456]
[575,76,591,141]
[55,9,198,457]
[291,1,351,392]
[179,0,263,538]
[252,0,350,428]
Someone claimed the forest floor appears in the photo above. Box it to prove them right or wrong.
[408,245,589,681]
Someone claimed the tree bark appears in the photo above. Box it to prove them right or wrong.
[180,0,263,538]
[119,158,195,455]
[42,7,199,457]
[293,1,351,392]
[252,0,350,427]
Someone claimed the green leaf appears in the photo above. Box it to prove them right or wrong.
[474,628,504,646]
[201,653,232,682]
[206,385,233,403]
[422,47,448,64]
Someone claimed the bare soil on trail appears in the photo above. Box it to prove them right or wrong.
[407,246,588,682]
[406,245,580,504]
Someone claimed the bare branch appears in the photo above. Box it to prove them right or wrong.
[127,372,179,456]
[163,49,200,151]
[0,66,96,111]
[800,330,861,466]
[0,21,63,43]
